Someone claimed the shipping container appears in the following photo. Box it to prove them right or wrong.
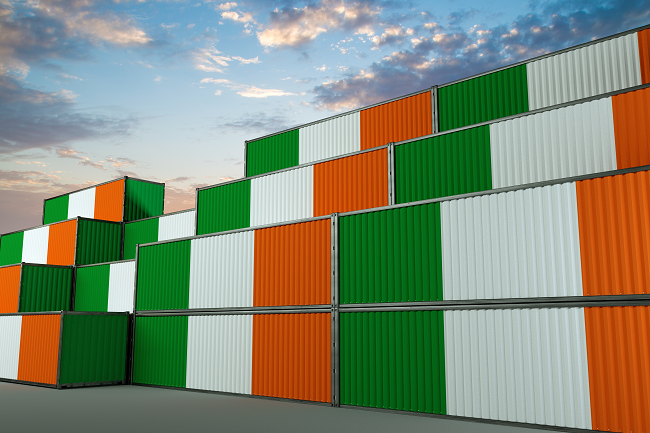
[132,312,331,403]
[197,148,388,236]
[42,177,165,225]
[123,209,196,260]
[0,312,128,388]
[74,260,136,313]
[135,218,331,310]
[0,218,122,267]
[0,264,73,313]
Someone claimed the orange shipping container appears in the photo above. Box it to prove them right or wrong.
[612,86,650,169]
[0,265,21,313]
[17,314,60,385]
[638,28,650,85]
[94,178,125,221]
[46,219,77,266]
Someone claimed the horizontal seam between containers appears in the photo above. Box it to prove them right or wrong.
[135,306,332,316]
[76,259,136,268]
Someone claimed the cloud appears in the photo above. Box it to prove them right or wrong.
[315,64,327,71]
[166,176,193,183]
[163,185,196,214]
[232,56,261,64]
[105,157,136,168]
[116,169,139,178]
[215,111,295,135]
[218,2,238,11]
[193,47,260,72]
[221,11,255,23]
[200,78,295,98]
[447,9,479,26]
[369,25,413,49]
[54,147,104,170]
[214,89,222,95]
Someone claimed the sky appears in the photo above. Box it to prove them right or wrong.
[1,0,649,233]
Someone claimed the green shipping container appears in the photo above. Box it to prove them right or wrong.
[76,219,122,266]
[74,264,111,312]
[123,218,159,260]
[246,130,299,177]
[438,65,529,131]
[136,240,191,310]
[196,180,251,236]
[19,264,73,312]
[0,232,24,267]
[124,178,165,222]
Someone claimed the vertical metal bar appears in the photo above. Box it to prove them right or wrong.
[244,140,248,178]
[71,265,77,312]
[41,199,46,226]
[56,312,65,389]
[330,213,340,407]
[125,312,134,384]
[73,218,80,266]
[122,176,128,223]
[194,188,200,236]
[120,222,125,261]
[129,245,140,384]
[17,263,23,313]
[387,143,396,206]
[432,85,439,134]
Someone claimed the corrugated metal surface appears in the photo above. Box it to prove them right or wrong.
[585,306,650,433]
[124,179,164,222]
[43,195,68,225]
[490,97,617,189]
[639,29,650,84]
[159,210,196,242]
[75,219,121,266]
[247,129,300,177]
[441,183,583,300]
[123,218,159,260]
[252,313,331,402]
[95,179,124,222]
[74,264,110,311]
[186,315,253,394]
[0,265,21,313]
[576,170,650,295]
[196,180,251,235]
[313,148,388,216]
[0,231,23,266]
[340,311,446,413]
[253,220,330,306]
[17,314,60,385]
[299,112,360,165]
[47,219,76,266]
[136,240,191,310]
[67,187,96,219]
[0,316,21,380]
[189,232,254,309]
[395,126,492,204]
[22,226,49,264]
[444,308,591,428]
[59,314,127,384]
[108,261,136,312]
[340,203,443,304]
[19,265,72,312]
[438,65,529,131]
[250,166,313,227]
[527,33,641,110]
[360,92,432,150]
[612,86,650,169]
[133,315,188,388]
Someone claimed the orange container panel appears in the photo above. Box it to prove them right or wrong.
[47,220,77,266]
[360,92,432,150]
[17,314,61,385]
[95,179,125,222]
[253,220,330,307]
[576,171,650,296]
[639,29,650,85]
[252,313,331,403]
[612,87,650,169]
[585,306,650,433]
[0,265,20,313]
[313,148,388,217]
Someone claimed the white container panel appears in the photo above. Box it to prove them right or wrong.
[186,314,253,394]
[67,187,96,219]
[444,308,591,429]
[250,166,313,227]
[22,226,49,264]
[0,316,22,380]
[527,33,641,110]
[299,112,361,165]
[441,183,583,300]
[490,97,617,189]
[107,261,136,313]
[158,210,196,242]
[189,231,254,309]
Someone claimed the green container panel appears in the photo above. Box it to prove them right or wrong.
[340,203,443,304]
[0,231,23,266]
[75,220,122,266]
[246,129,299,177]
[123,218,160,260]
[74,265,110,312]
[340,311,446,414]
[19,265,73,312]
[136,240,191,310]
[438,65,529,131]
[59,314,128,385]
[395,125,492,203]
[43,195,69,225]
[133,315,188,388]
[196,180,251,236]
[124,179,165,222]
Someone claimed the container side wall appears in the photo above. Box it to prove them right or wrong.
[438,65,528,131]
[20,265,73,312]
[252,313,331,403]
[43,195,69,225]
[612,86,650,169]
[17,314,60,385]
[360,92,432,150]
[75,220,122,266]
[490,97,617,189]
[576,170,650,295]
[47,220,76,266]
[246,130,299,177]
[441,183,583,300]
[313,148,388,217]
[527,33,641,110]
[250,166,314,227]
[0,232,24,266]
[0,265,21,313]
[188,231,254,309]
[639,29,650,84]
[158,210,196,242]
[253,219,330,307]
[67,187,96,219]
[22,226,49,264]
[0,316,21,380]
[94,179,125,222]
[444,308,591,429]
[133,315,188,388]
[136,240,191,310]
[108,261,136,312]
[299,111,361,165]
[123,218,159,260]
[395,126,492,204]
[124,179,165,222]
[74,264,110,312]
[186,315,253,394]
[196,180,251,235]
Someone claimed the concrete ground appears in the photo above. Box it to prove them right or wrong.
[0,382,565,433]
